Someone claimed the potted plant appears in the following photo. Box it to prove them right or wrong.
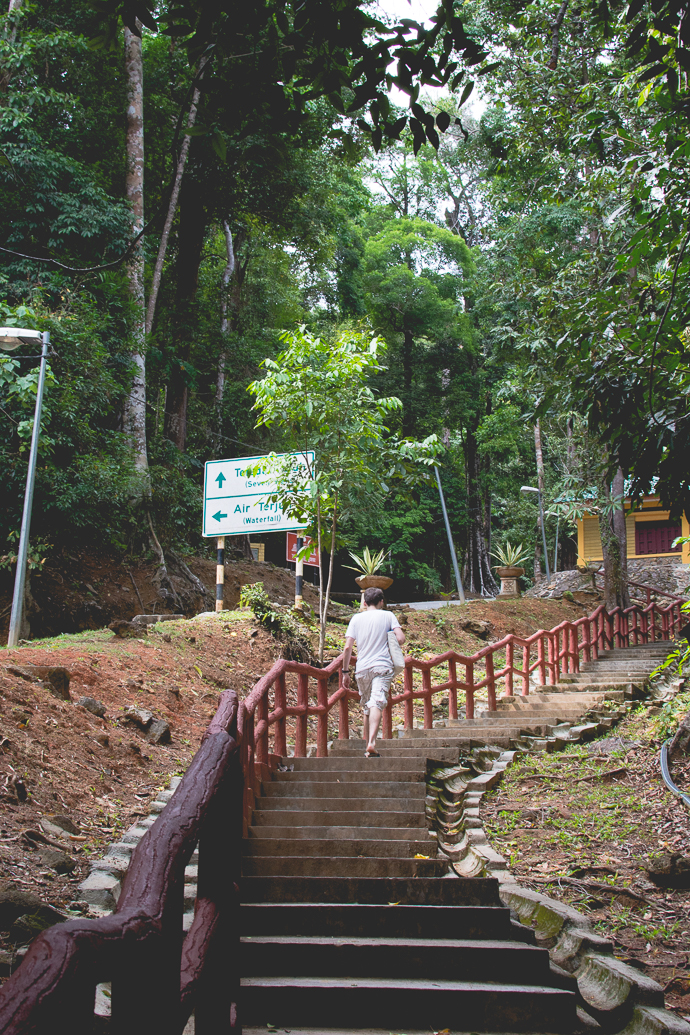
[344,547,393,608]
[491,541,530,598]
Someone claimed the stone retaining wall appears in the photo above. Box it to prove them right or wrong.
[527,558,688,601]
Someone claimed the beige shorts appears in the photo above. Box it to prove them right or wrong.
[356,668,393,713]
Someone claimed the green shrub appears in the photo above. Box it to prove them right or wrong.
[239,582,313,662]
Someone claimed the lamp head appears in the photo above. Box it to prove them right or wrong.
[0,327,42,351]
[520,485,539,494]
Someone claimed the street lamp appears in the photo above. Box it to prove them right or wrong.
[521,484,551,580]
[1,327,51,647]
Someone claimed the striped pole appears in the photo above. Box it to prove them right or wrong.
[215,536,225,612]
[295,535,304,609]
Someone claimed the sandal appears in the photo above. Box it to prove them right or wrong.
[364,750,380,757]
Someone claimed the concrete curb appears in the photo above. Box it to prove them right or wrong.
[426,697,690,1035]
[78,776,188,913]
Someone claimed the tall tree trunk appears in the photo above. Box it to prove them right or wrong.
[463,426,498,596]
[215,220,235,414]
[533,420,546,580]
[145,54,209,337]
[600,467,630,610]
[163,173,206,452]
[123,25,148,473]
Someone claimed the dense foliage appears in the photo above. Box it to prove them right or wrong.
[2,0,688,600]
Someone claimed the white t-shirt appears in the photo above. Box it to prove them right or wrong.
[346,608,401,674]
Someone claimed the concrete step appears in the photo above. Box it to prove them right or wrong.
[239,902,531,940]
[262,782,427,800]
[330,741,463,754]
[239,876,503,905]
[253,796,427,813]
[241,856,448,878]
[273,769,426,784]
[247,825,430,840]
[240,975,576,1031]
[240,935,552,982]
[243,838,435,858]
[398,726,564,739]
[251,810,428,828]
[285,758,435,772]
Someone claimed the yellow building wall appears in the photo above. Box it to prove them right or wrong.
[576,503,690,565]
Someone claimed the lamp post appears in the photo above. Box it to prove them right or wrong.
[435,466,465,603]
[1,327,50,647]
[521,484,551,581]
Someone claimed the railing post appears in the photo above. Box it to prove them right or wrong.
[536,635,546,686]
[274,671,287,757]
[505,639,514,696]
[194,754,242,1035]
[486,653,496,711]
[316,675,328,755]
[571,625,580,673]
[583,619,591,664]
[295,672,309,756]
[521,645,529,696]
[403,663,414,729]
[256,693,268,767]
[422,668,433,728]
[338,666,350,741]
[112,893,183,1035]
[547,633,556,685]
[243,709,257,826]
[466,662,474,720]
[383,697,393,739]
[448,658,458,719]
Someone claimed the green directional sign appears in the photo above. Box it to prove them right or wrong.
[202,452,313,538]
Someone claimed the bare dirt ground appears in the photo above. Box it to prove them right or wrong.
[482,697,690,1021]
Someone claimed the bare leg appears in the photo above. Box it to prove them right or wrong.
[365,706,382,754]
[362,711,370,746]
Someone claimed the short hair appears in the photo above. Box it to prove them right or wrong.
[363,586,384,606]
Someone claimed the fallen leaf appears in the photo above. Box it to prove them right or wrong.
[414,854,430,859]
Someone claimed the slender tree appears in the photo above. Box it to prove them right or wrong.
[123,23,148,473]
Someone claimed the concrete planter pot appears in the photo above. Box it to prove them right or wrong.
[354,575,394,591]
[355,574,393,610]
[496,566,525,599]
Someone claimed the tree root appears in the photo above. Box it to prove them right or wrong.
[168,548,213,609]
[146,511,182,610]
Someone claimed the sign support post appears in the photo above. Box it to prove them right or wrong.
[295,535,304,609]
[215,536,225,612]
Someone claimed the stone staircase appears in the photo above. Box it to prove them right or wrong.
[235,643,670,1033]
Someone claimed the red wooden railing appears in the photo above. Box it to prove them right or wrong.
[0,692,241,1035]
[238,597,686,830]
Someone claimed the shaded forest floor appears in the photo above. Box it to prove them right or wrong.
[483,693,690,1021]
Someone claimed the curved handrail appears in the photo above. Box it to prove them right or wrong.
[0,691,240,1035]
